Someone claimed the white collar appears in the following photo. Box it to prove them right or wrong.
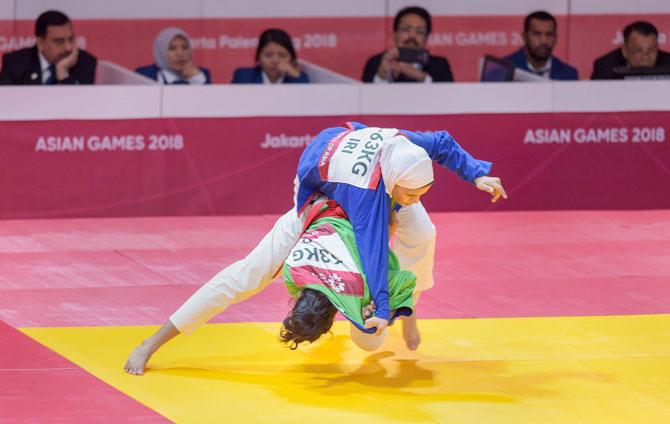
[159,68,182,84]
[526,57,552,76]
[262,70,284,84]
[37,49,51,72]
[37,49,53,83]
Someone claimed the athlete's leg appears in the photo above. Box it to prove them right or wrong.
[350,323,389,351]
[124,207,307,375]
[401,292,422,350]
[170,208,305,335]
[394,202,436,350]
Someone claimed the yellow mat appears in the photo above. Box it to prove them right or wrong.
[23,315,670,423]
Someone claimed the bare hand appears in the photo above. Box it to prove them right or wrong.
[55,47,79,80]
[278,60,301,79]
[393,61,427,82]
[180,61,201,78]
[362,300,376,319]
[474,176,508,203]
[377,47,399,80]
[364,316,389,335]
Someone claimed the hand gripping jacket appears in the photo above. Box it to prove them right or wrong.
[284,201,416,333]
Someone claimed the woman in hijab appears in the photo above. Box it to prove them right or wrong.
[232,28,308,84]
[136,27,211,84]
[124,121,506,375]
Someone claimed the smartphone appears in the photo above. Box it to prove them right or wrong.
[397,47,429,65]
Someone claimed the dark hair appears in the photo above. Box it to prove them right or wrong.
[524,11,556,33]
[255,28,297,62]
[623,21,658,43]
[35,10,71,37]
[280,288,337,350]
[393,6,432,35]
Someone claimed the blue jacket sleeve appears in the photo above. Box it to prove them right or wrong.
[400,129,492,182]
[331,183,390,322]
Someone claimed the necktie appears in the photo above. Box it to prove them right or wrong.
[45,64,56,85]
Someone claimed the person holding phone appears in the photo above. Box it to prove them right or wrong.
[232,28,309,84]
[362,6,453,83]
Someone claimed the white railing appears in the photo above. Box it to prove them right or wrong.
[96,60,156,85]
[0,80,668,121]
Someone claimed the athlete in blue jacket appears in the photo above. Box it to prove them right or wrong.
[124,121,506,375]
[293,122,495,326]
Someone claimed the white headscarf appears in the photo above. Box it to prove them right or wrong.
[380,135,433,195]
[153,27,190,70]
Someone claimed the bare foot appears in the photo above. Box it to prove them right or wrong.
[123,321,179,376]
[124,344,153,375]
[402,314,421,350]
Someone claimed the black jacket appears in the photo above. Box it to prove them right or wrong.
[591,47,670,80]
[362,52,454,83]
[0,46,97,85]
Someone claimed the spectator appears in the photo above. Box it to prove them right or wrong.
[503,11,578,80]
[136,27,211,84]
[362,6,453,83]
[591,21,670,79]
[232,28,308,84]
[0,10,96,85]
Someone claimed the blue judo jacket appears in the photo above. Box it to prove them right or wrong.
[295,122,492,320]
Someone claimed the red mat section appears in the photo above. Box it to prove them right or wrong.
[0,320,166,422]
[0,210,669,327]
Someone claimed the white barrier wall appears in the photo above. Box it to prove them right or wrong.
[0,81,667,120]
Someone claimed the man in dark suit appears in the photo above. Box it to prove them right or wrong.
[0,10,96,85]
[592,21,670,80]
[362,6,453,83]
[503,11,578,80]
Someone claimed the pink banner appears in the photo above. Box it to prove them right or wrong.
[1,113,668,219]
[1,14,667,82]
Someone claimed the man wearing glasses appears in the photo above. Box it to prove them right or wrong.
[362,6,454,83]
[591,21,670,79]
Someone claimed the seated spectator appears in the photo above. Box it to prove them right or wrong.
[232,28,308,84]
[591,21,670,79]
[503,11,578,80]
[136,27,211,84]
[0,10,96,85]
[362,6,453,83]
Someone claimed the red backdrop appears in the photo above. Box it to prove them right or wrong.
[1,14,668,82]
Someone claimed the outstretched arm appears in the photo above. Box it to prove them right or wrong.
[400,129,492,182]
[401,129,508,202]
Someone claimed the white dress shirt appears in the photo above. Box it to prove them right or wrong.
[37,50,53,84]
[158,68,206,85]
